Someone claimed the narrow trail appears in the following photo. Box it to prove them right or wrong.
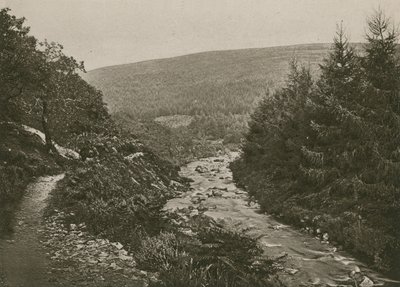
[166,152,400,287]
[0,174,64,287]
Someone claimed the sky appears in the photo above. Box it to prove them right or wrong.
[2,0,400,70]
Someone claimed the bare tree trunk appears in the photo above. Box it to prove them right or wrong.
[41,97,57,154]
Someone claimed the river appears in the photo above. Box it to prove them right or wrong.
[166,152,400,287]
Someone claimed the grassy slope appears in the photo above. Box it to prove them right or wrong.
[84,44,331,119]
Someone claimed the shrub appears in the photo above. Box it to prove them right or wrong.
[135,224,280,287]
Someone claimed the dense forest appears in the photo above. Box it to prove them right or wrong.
[0,8,280,287]
[231,12,400,275]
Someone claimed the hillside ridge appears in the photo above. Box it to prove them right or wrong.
[87,43,336,73]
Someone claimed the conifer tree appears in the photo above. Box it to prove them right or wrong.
[363,10,400,91]
[233,60,313,203]
[318,24,362,101]
[359,12,400,200]
[299,25,363,195]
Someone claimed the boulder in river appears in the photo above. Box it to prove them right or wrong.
[198,203,208,212]
[191,196,205,204]
[360,276,374,287]
[234,190,246,195]
[211,189,223,197]
[285,268,299,275]
[189,209,199,217]
[195,165,208,173]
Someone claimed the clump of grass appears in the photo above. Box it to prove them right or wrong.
[135,224,280,287]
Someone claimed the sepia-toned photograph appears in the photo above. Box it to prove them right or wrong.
[1,0,400,286]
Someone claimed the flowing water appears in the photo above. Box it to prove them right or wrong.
[166,152,400,287]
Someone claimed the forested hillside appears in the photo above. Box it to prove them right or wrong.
[85,44,333,118]
[231,13,400,276]
[85,44,339,163]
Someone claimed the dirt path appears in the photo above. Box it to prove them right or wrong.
[0,174,148,287]
[166,153,400,287]
[0,174,64,287]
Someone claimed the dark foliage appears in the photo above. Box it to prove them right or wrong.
[0,7,113,225]
[232,11,400,274]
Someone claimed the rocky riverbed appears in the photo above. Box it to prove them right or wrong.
[165,152,400,287]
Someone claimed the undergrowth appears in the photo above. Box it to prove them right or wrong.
[48,132,184,246]
[135,223,280,287]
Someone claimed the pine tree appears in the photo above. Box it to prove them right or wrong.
[232,60,313,204]
[300,25,363,194]
[363,9,400,91]
[318,23,362,102]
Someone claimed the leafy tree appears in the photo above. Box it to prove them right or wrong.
[1,8,108,153]
[0,8,39,118]
[32,41,85,152]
